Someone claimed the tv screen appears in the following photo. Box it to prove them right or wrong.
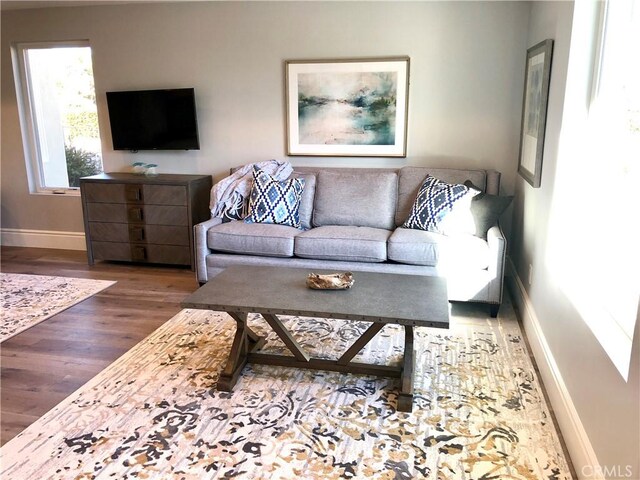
[106,88,200,151]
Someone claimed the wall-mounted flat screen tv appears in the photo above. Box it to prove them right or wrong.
[106,88,200,151]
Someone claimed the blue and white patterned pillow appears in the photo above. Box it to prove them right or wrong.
[403,175,473,233]
[245,166,305,228]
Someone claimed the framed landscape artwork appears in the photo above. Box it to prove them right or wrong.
[518,39,554,188]
[285,57,410,157]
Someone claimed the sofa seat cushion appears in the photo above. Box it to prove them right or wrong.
[295,226,391,263]
[208,221,301,257]
[388,228,490,269]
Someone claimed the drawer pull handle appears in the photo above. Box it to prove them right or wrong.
[129,208,144,221]
[126,186,143,202]
[130,227,145,242]
[132,246,146,261]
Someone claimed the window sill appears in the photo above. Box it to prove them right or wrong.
[30,189,81,197]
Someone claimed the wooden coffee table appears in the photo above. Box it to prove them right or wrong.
[181,265,449,412]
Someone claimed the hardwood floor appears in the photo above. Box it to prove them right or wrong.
[1,247,577,479]
[0,246,199,446]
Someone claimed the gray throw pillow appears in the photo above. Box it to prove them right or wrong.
[464,180,513,237]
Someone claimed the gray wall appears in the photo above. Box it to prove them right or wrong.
[1,1,529,233]
[2,1,638,476]
[511,1,639,478]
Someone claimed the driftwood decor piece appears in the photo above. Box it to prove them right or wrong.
[306,272,354,290]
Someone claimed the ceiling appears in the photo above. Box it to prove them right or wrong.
[1,1,122,10]
[0,0,189,11]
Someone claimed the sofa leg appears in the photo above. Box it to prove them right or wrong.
[199,281,206,287]
[489,304,500,318]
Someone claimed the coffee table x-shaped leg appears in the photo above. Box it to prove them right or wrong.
[217,312,415,412]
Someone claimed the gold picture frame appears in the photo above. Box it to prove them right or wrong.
[285,57,410,157]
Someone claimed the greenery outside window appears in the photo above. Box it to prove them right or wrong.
[12,40,103,194]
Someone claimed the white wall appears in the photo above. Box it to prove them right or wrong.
[1,1,529,234]
[510,1,640,478]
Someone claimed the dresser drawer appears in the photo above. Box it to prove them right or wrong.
[83,183,187,206]
[88,222,129,242]
[127,205,189,225]
[87,203,127,223]
[87,204,188,226]
[82,183,126,203]
[144,245,191,264]
[143,185,187,206]
[92,242,191,265]
[91,241,132,262]
[128,225,190,246]
[89,222,190,246]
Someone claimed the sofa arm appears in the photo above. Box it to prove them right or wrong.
[194,217,223,284]
[486,224,507,306]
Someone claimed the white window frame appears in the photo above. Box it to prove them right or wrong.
[588,0,609,104]
[579,0,638,379]
[12,39,99,196]
[546,0,639,381]
[590,0,639,348]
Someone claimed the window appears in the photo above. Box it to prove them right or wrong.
[589,0,640,365]
[546,0,639,380]
[12,41,103,193]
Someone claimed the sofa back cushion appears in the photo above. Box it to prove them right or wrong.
[293,172,316,230]
[395,167,487,227]
[312,171,398,230]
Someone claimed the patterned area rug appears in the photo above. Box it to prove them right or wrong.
[0,273,116,342]
[0,304,572,479]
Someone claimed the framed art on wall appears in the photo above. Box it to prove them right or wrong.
[518,39,554,188]
[285,57,410,157]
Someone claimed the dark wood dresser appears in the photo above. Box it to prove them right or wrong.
[80,172,212,269]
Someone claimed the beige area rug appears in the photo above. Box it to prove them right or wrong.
[0,304,572,479]
[0,273,116,342]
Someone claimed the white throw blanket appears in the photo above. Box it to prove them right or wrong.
[209,160,293,219]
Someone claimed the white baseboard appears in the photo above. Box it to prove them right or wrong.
[506,258,602,480]
[1,228,86,251]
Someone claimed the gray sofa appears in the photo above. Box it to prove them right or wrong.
[194,166,507,316]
